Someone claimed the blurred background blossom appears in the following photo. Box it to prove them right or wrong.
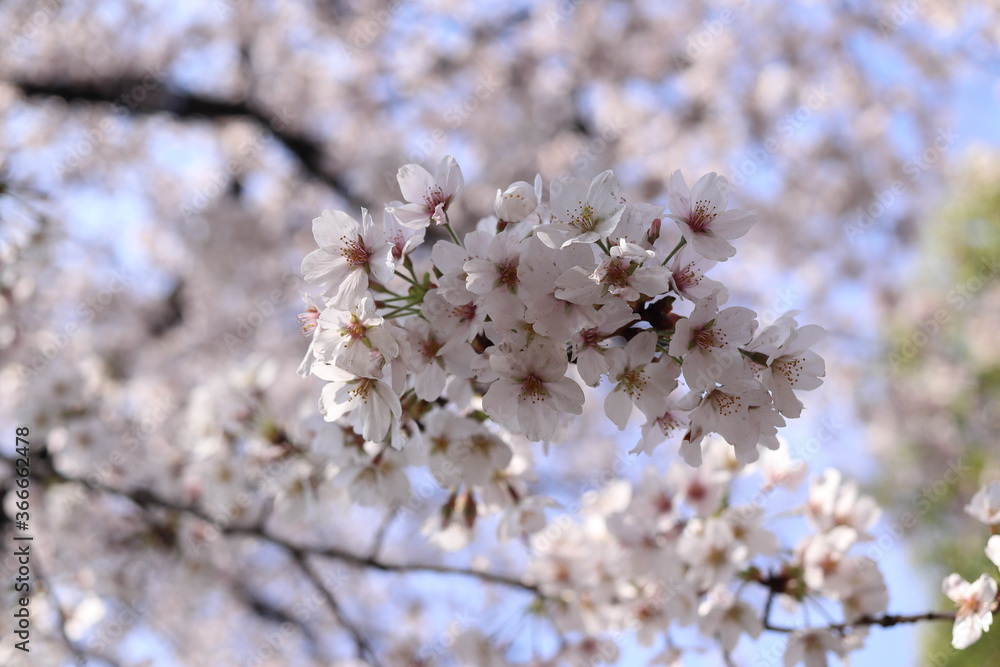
[1,0,999,665]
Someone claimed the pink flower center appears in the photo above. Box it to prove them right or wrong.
[296,307,320,336]
[693,325,724,349]
[498,260,519,289]
[340,235,371,268]
[617,367,648,396]
[688,199,718,233]
[519,374,548,402]
[601,258,632,288]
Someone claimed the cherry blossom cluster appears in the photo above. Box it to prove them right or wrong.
[943,481,1000,650]
[520,440,891,666]
[298,155,826,472]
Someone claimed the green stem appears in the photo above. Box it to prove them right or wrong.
[443,213,462,245]
[661,237,687,266]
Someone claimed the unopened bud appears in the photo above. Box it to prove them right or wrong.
[647,217,662,245]
[494,181,538,223]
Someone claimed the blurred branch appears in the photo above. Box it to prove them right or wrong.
[33,555,125,667]
[28,464,541,596]
[9,78,365,210]
[763,611,956,634]
[290,550,382,667]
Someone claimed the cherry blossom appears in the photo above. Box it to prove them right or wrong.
[482,339,585,441]
[667,170,756,261]
[389,155,464,228]
[301,208,394,309]
[943,573,998,649]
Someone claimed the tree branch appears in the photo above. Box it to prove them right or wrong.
[290,550,383,667]
[9,78,365,210]
[764,611,957,634]
[32,465,540,596]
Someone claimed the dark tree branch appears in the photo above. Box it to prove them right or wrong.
[290,550,383,667]
[9,78,366,210]
[764,611,957,634]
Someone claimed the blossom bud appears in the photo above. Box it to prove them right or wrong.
[494,181,538,223]
[647,217,662,244]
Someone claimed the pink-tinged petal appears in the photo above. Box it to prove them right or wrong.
[546,376,585,414]
[786,324,827,352]
[625,330,659,368]
[301,248,346,285]
[482,379,520,421]
[313,209,359,248]
[690,172,727,210]
[554,266,603,305]
[374,380,402,420]
[390,203,434,229]
[679,435,703,467]
[397,163,435,204]
[667,170,690,215]
[605,387,633,430]
[668,318,697,357]
[366,326,399,359]
[319,382,353,422]
[576,347,607,387]
[709,209,756,239]
[518,401,558,441]
[464,258,497,294]
[588,170,622,216]
[329,269,368,309]
[952,613,985,650]
[987,536,1000,568]
[688,231,737,261]
[435,155,464,197]
[529,340,570,381]
[415,362,447,401]
[369,246,396,283]
[942,573,967,602]
[629,265,673,298]
[490,349,527,379]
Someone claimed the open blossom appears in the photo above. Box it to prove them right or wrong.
[312,361,401,444]
[569,298,639,386]
[669,292,757,391]
[943,573,998,649]
[604,330,679,430]
[803,468,880,537]
[783,629,847,667]
[667,170,755,261]
[965,481,1000,524]
[301,208,394,309]
[389,155,463,228]
[482,339,585,441]
[312,296,399,376]
[537,170,627,248]
[744,314,826,418]
[697,585,763,651]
